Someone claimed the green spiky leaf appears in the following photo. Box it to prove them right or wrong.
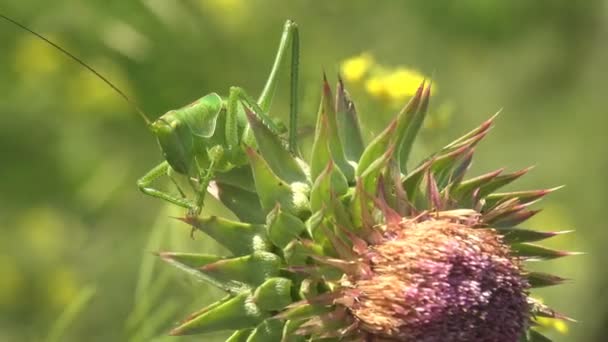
[246,147,310,217]
[398,83,431,172]
[526,272,569,288]
[320,75,354,181]
[336,77,364,162]
[197,252,282,290]
[511,243,575,261]
[310,161,348,213]
[497,227,572,244]
[253,277,293,312]
[247,319,285,342]
[170,292,266,335]
[526,329,552,342]
[356,118,398,177]
[266,204,307,248]
[215,182,265,223]
[184,215,269,255]
[244,107,307,184]
[226,329,253,342]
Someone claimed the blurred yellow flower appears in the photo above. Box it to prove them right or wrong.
[364,75,386,98]
[197,0,249,33]
[536,316,569,335]
[553,320,569,334]
[0,254,24,306]
[341,53,374,82]
[65,60,128,115]
[384,68,431,101]
[47,267,80,310]
[532,297,569,335]
[341,53,434,105]
[13,34,64,80]
[19,207,66,261]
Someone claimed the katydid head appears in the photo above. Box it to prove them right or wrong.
[150,116,195,175]
[149,93,224,175]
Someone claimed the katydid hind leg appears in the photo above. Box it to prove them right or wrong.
[232,86,281,135]
[225,88,240,152]
[256,20,300,154]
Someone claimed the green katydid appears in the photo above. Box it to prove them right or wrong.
[1,14,300,219]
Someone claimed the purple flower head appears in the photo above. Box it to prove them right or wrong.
[337,213,529,341]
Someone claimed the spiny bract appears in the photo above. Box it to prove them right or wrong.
[159,77,574,341]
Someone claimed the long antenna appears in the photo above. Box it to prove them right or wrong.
[0,13,152,125]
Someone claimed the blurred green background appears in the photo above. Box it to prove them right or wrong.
[0,1,604,341]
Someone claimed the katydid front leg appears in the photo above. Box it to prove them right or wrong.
[137,161,195,210]
[138,152,223,224]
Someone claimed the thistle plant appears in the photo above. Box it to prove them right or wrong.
[0,12,577,342]
[160,77,574,341]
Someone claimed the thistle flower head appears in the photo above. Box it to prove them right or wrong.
[337,212,529,341]
[159,75,574,341]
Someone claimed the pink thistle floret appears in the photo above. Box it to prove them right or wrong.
[336,211,529,341]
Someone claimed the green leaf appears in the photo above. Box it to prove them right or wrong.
[169,292,266,335]
[159,252,236,293]
[329,191,355,230]
[529,298,574,321]
[429,146,473,188]
[215,182,265,224]
[484,187,561,209]
[447,148,474,189]
[403,159,431,203]
[451,168,503,203]
[183,215,270,255]
[162,252,282,294]
[159,252,222,269]
[491,208,540,227]
[246,319,285,342]
[511,243,577,261]
[282,320,308,342]
[276,302,331,321]
[336,77,364,162]
[253,277,293,311]
[305,208,325,238]
[310,161,348,213]
[266,205,307,248]
[310,107,332,182]
[215,166,256,192]
[227,329,253,342]
[244,107,307,184]
[399,82,431,172]
[197,252,282,290]
[356,118,398,177]
[527,329,552,342]
[283,240,313,266]
[246,147,310,218]
[444,111,498,150]
[497,227,572,244]
[526,272,569,288]
[403,146,471,203]
[320,75,354,181]
[476,166,533,198]
[360,144,395,196]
